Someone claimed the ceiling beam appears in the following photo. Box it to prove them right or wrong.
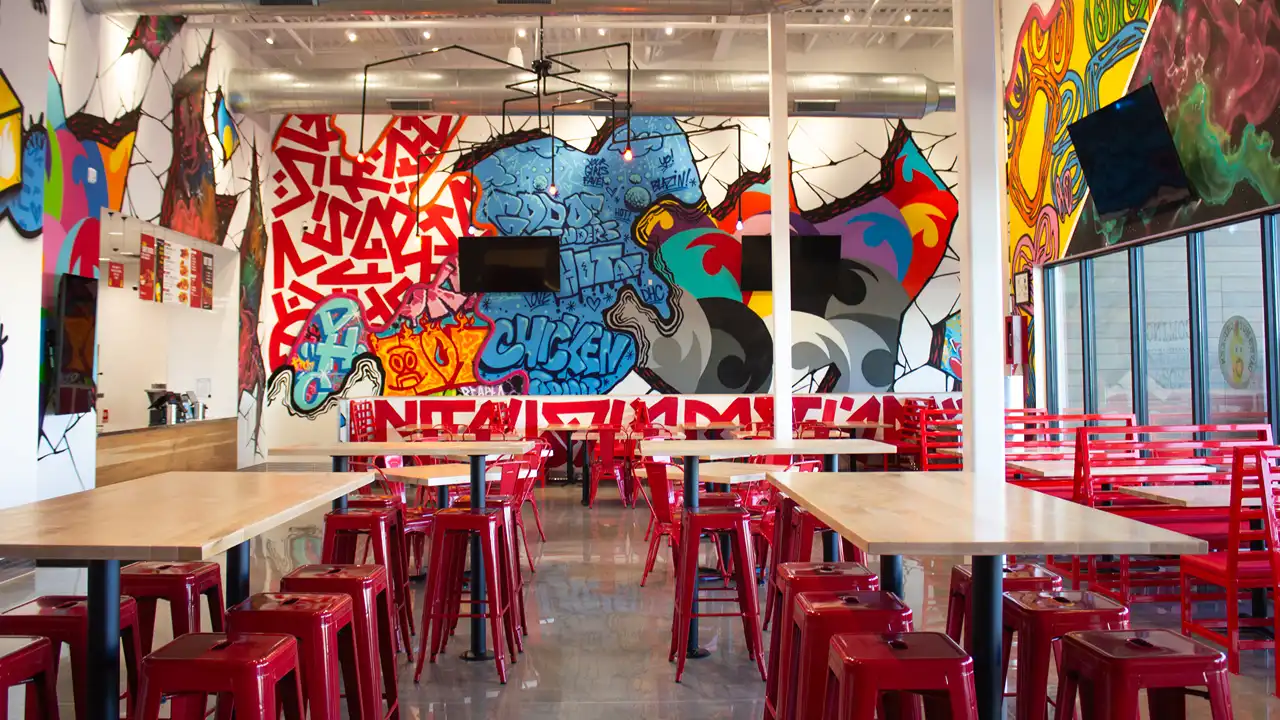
[711,16,739,62]
[189,17,952,34]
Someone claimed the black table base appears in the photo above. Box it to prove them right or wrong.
[331,455,349,509]
[87,560,121,720]
[466,454,490,660]
[682,454,709,659]
[970,554,1004,720]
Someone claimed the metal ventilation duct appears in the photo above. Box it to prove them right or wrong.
[84,0,821,16]
[227,69,956,118]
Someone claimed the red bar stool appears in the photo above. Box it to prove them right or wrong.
[762,496,799,631]
[136,633,304,720]
[403,507,434,577]
[321,508,414,659]
[823,632,978,720]
[781,591,913,720]
[0,596,143,720]
[225,593,364,720]
[280,565,399,720]
[121,561,226,654]
[764,562,880,720]
[670,507,765,683]
[1002,590,1130,720]
[1054,629,1233,719]
[945,562,1062,650]
[453,494,527,644]
[0,636,60,720]
[414,508,517,684]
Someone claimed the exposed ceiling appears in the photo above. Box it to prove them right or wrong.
[185,1,953,70]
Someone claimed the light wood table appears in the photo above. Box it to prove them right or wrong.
[271,439,531,661]
[636,437,895,657]
[675,421,741,438]
[0,471,372,720]
[634,462,789,485]
[767,470,1207,720]
[1115,485,1245,507]
[1006,460,1219,479]
[939,446,1075,458]
[379,463,505,506]
[829,420,894,431]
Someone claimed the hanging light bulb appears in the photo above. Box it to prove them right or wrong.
[356,151,365,163]
[736,218,744,232]
[548,183,558,196]
[622,146,633,162]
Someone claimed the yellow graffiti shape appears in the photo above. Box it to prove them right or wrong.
[900,202,948,249]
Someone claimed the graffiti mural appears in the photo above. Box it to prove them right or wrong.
[0,69,43,238]
[264,113,961,415]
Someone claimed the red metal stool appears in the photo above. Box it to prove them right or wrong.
[0,636,60,720]
[762,497,799,632]
[1054,629,1232,719]
[670,507,765,683]
[1002,590,1130,720]
[414,508,517,684]
[121,561,226,654]
[280,565,399,720]
[945,563,1062,651]
[0,596,143,720]
[403,508,434,577]
[226,593,364,720]
[823,632,978,720]
[782,591,913,720]
[325,506,414,657]
[764,562,880,720]
[136,633,304,720]
[453,495,527,644]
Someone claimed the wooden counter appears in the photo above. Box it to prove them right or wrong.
[97,418,237,487]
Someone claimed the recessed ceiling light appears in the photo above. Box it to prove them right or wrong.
[664,26,674,35]
[346,31,357,42]
[903,13,911,22]
[265,34,275,45]
[517,27,526,38]
[842,12,851,21]
[597,27,606,36]
[422,30,431,39]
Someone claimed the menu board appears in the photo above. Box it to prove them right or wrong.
[138,234,156,301]
[201,252,214,310]
[160,239,181,304]
[107,261,124,289]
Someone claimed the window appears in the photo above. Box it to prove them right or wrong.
[1092,252,1133,414]
[1053,264,1085,414]
[1142,238,1193,425]
[1204,220,1269,424]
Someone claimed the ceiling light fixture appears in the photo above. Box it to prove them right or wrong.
[664,26,674,35]
[597,27,607,36]
[842,12,851,21]
[517,27,527,38]
[422,30,431,39]
[265,34,275,45]
[346,31,357,42]
[903,13,911,22]
[622,146,633,161]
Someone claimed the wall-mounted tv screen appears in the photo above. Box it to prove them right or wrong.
[458,236,561,293]
[1067,83,1192,221]
[740,235,841,292]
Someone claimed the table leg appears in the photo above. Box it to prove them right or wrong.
[87,560,121,720]
[821,454,841,561]
[971,555,1005,720]
[879,554,903,598]
[331,456,349,510]
[226,540,251,608]
[580,437,592,507]
[463,454,489,661]
[437,486,450,509]
[565,432,576,487]
[683,455,709,659]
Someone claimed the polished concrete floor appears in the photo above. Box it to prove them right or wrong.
[4,484,1280,718]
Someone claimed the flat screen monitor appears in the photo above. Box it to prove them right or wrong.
[1067,83,1192,220]
[457,236,561,293]
[739,235,841,292]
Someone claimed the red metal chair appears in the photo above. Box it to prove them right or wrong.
[0,596,143,720]
[0,636,59,720]
[280,565,399,720]
[587,426,630,508]
[781,591,911,720]
[136,633,304,720]
[1001,590,1130,720]
[885,397,938,470]
[638,461,683,587]
[919,406,963,471]
[121,561,226,655]
[225,593,364,720]
[944,562,1062,652]
[1180,445,1280,686]
[1054,629,1233,719]
[822,632,977,719]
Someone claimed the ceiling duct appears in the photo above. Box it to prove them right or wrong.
[228,68,955,118]
[84,0,820,16]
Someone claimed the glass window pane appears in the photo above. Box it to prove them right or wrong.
[1204,220,1268,424]
[1054,264,1085,414]
[1093,253,1133,415]
[1142,238,1193,425]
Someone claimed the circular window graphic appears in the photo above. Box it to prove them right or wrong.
[1217,315,1258,390]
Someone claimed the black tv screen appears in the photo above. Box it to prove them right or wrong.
[53,274,97,414]
[740,235,841,292]
[1067,83,1192,220]
[458,236,561,293]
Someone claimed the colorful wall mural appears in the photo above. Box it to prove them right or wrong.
[262,112,964,443]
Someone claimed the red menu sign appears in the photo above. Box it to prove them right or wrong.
[107,261,124,289]
[189,249,203,308]
[138,234,156,301]
[201,253,214,310]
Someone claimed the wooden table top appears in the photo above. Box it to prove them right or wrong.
[766,471,1208,556]
[1114,485,1247,508]
[639,438,897,459]
[633,462,789,485]
[0,472,374,561]
[379,464,501,487]
[828,421,894,430]
[939,446,1075,458]
[271,440,534,460]
[675,422,742,431]
[1005,460,1219,479]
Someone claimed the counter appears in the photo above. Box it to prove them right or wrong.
[96,417,237,486]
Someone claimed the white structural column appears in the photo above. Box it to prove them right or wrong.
[767,11,793,439]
